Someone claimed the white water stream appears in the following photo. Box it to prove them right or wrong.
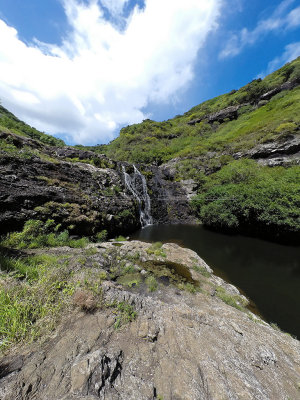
[122,165,153,227]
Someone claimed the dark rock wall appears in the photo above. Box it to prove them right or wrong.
[0,153,140,236]
[144,165,195,224]
[0,132,194,237]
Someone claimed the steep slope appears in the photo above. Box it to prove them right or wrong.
[0,105,65,147]
[100,57,300,241]
[0,57,300,400]
[102,57,300,166]
[1,59,300,241]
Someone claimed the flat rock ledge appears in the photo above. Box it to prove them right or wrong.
[1,241,300,400]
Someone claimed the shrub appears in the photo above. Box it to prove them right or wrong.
[1,219,90,249]
[73,289,97,311]
[275,122,297,134]
[192,160,300,235]
[113,301,137,329]
[114,235,126,242]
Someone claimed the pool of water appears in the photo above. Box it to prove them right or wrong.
[131,224,300,338]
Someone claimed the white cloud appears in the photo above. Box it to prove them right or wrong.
[0,0,221,144]
[220,0,300,59]
[259,41,300,78]
[100,0,129,17]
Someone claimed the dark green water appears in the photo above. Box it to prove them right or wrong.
[131,224,300,338]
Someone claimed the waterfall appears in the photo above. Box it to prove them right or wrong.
[122,165,153,227]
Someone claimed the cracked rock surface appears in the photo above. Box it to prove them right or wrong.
[1,241,300,400]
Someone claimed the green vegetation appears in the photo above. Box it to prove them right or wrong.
[193,264,211,278]
[145,275,158,292]
[117,272,142,288]
[90,58,299,241]
[146,242,166,257]
[0,252,104,350]
[114,235,127,242]
[102,57,300,165]
[96,230,108,242]
[0,135,60,163]
[1,58,299,243]
[0,105,65,147]
[113,301,137,330]
[1,219,90,249]
[65,156,114,169]
[192,160,300,236]
[215,286,246,311]
[95,59,300,241]
[142,260,200,293]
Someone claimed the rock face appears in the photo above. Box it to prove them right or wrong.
[1,241,300,400]
[188,105,240,126]
[0,132,195,236]
[188,78,300,127]
[233,135,300,167]
[260,80,299,101]
[146,165,195,224]
[0,137,139,236]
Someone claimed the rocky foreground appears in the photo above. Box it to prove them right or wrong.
[1,241,300,400]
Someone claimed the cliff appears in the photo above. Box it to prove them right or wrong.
[0,130,194,238]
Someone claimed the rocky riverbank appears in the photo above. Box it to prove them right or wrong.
[1,240,300,400]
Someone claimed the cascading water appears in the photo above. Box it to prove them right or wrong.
[122,165,153,227]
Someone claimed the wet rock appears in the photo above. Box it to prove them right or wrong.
[0,131,197,234]
[145,165,195,224]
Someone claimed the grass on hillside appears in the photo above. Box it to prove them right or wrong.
[0,105,65,147]
[101,57,300,165]
[0,247,140,350]
[102,85,300,165]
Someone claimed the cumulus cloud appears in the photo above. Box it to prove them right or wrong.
[220,0,300,59]
[0,0,221,144]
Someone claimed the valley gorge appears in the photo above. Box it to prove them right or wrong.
[0,57,300,399]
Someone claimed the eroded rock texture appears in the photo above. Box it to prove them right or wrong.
[0,132,195,236]
[1,242,300,400]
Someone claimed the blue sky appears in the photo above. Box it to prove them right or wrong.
[0,0,299,145]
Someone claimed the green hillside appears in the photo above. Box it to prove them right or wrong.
[101,57,300,240]
[102,57,300,166]
[0,104,65,147]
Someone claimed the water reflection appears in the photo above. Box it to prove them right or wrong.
[131,224,300,338]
